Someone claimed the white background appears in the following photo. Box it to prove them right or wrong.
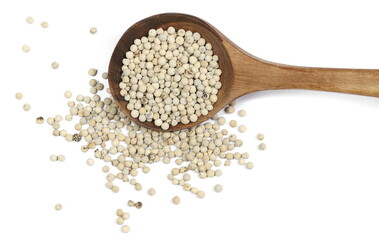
[1,0,379,239]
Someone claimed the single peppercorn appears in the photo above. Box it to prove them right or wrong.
[127,200,135,207]
[73,133,82,142]
[36,117,44,124]
[135,202,142,209]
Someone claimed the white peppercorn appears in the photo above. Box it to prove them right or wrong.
[238,110,246,117]
[214,184,223,193]
[41,21,48,28]
[15,92,23,100]
[26,16,33,24]
[23,103,31,111]
[121,225,130,233]
[116,217,124,225]
[87,158,94,166]
[50,154,58,161]
[51,62,59,69]
[257,133,264,140]
[246,162,254,169]
[172,196,180,205]
[229,120,237,128]
[88,68,98,76]
[258,143,266,151]
[64,91,72,98]
[36,117,44,124]
[238,125,247,133]
[197,191,205,199]
[54,203,62,211]
[116,209,124,217]
[225,106,234,114]
[58,155,65,161]
[135,202,142,209]
[90,27,97,34]
[122,212,129,220]
[147,188,156,196]
[127,200,135,207]
[22,45,30,53]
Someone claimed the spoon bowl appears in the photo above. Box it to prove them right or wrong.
[109,13,379,131]
[108,13,233,131]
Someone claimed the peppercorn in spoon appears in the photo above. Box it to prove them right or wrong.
[109,13,379,132]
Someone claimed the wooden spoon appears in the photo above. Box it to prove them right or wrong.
[108,13,379,132]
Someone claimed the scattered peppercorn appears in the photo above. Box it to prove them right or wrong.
[51,62,59,69]
[121,225,130,233]
[41,21,49,28]
[23,103,31,111]
[22,45,30,53]
[72,133,82,142]
[15,92,23,100]
[36,117,44,124]
[258,143,266,151]
[172,196,180,205]
[54,203,62,211]
[26,16,34,24]
[127,200,135,207]
[135,202,142,209]
[90,27,97,34]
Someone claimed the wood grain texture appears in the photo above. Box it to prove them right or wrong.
[109,13,379,132]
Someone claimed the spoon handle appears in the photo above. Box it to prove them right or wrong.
[258,64,379,97]
[226,41,379,98]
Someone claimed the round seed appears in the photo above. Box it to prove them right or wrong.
[229,120,237,128]
[36,117,44,124]
[135,183,142,191]
[111,186,120,193]
[23,103,31,111]
[50,154,58,161]
[135,202,143,209]
[258,143,266,151]
[224,106,234,114]
[54,203,62,211]
[217,117,226,125]
[15,92,23,100]
[257,133,264,140]
[238,125,247,133]
[197,191,205,199]
[41,21,49,28]
[116,217,124,225]
[172,196,180,205]
[121,225,130,233]
[214,184,223,193]
[246,162,254,169]
[26,16,34,24]
[102,166,110,173]
[64,91,72,98]
[88,68,98,76]
[58,155,65,161]
[229,100,237,106]
[183,173,191,181]
[238,110,246,117]
[127,200,135,207]
[87,158,94,166]
[51,62,59,69]
[122,212,130,220]
[90,27,97,34]
[116,209,124,217]
[101,72,108,79]
[22,45,30,53]
[147,188,156,196]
